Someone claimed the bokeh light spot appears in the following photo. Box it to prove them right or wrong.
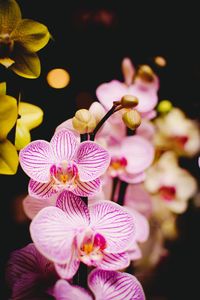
[47,68,70,89]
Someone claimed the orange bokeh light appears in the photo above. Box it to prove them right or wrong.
[47,68,70,89]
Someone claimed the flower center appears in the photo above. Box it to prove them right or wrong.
[0,34,14,57]
[159,185,176,201]
[108,156,127,177]
[79,233,107,266]
[50,161,78,191]
[172,135,188,148]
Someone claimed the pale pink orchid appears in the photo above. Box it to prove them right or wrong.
[144,151,198,214]
[30,191,135,279]
[107,135,155,184]
[96,58,159,119]
[19,128,110,199]
[6,243,58,300]
[52,269,145,300]
[154,107,200,157]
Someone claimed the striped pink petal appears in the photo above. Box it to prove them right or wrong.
[30,207,75,264]
[50,129,79,162]
[55,247,80,279]
[98,252,130,270]
[96,80,127,111]
[88,269,146,300]
[23,194,57,219]
[89,201,135,253]
[73,178,101,197]
[75,141,110,182]
[28,179,58,199]
[19,140,53,182]
[52,280,92,300]
[6,243,56,300]
[56,191,90,228]
[122,136,154,174]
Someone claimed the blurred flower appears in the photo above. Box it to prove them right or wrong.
[30,192,135,279]
[52,269,145,300]
[154,107,200,157]
[144,151,198,214]
[6,243,58,299]
[107,135,154,184]
[96,58,159,119]
[19,128,110,198]
[0,0,50,78]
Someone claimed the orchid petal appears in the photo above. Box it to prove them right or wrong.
[52,280,92,300]
[23,194,57,219]
[0,0,21,35]
[73,178,101,197]
[0,94,18,140]
[50,129,79,163]
[75,141,110,182]
[30,207,74,263]
[119,172,146,184]
[0,139,19,175]
[96,80,127,110]
[18,101,44,130]
[28,179,57,199]
[128,243,142,261]
[56,191,90,228]
[55,247,80,280]
[89,201,135,253]
[19,140,53,182]
[98,252,130,270]
[88,269,146,300]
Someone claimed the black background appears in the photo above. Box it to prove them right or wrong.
[1,1,200,299]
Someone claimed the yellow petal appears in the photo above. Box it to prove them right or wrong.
[0,82,6,95]
[11,19,50,52]
[0,57,15,68]
[0,139,19,175]
[11,45,41,78]
[15,119,31,150]
[0,0,21,34]
[0,94,17,140]
[18,102,44,130]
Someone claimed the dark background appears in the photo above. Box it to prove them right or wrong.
[1,1,200,299]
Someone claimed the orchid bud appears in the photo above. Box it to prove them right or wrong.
[121,95,139,108]
[122,109,141,130]
[157,100,173,114]
[72,109,96,134]
[121,57,135,85]
[136,64,155,82]
[89,101,105,123]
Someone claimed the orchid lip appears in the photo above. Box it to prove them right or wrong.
[108,156,128,177]
[50,160,79,191]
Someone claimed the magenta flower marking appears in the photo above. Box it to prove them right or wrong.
[158,185,176,201]
[52,269,145,300]
[19,129,110,198]
[30,191,135,279]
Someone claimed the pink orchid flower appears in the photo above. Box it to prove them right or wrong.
[96,59,159,119]
[30,191,135,279]
[19,128,110,199]
[107,135,154,184]
[52,269,145,300]
[6,243,58,300]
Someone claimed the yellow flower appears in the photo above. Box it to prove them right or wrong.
[0,0,51,78]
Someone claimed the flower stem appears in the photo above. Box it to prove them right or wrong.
[117,180,128,206]
[90,104,122,141]
[111,177,119,202]
[80,133,88,142]
[73,262,88,288]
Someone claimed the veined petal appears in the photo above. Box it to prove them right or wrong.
[0,139,19,175]
[23,194,57,220]
[98,252,130,270]
[96,80,127,111]
[55,247,80,279]
[11,45,41,78]
[56,191,90,228]
[88,269,146,300]
[128,243,142,261]
[0,0,21,34]
[11,19,50,52]
[75,141,110,182]
[52,280,92,300]
[50,129,79,163]
[28,179,57,199]
[19,140,53,182]
[0,94,17,140]
[30,207,75,263]
[15,119,31,150]
[73,178,101,197]
[89,201,135,253]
